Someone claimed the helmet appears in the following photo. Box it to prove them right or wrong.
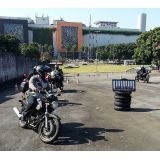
[141,65,144,68]
[33,66,37,73]
[47,94,58,102]
[36,65,52,79]
[55,64,59,70]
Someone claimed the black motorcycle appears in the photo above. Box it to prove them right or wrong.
[135,70,150,83]
[50,74,64,93]
[13,90,61,144]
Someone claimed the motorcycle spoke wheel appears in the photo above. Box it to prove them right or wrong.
[38,118,61,144]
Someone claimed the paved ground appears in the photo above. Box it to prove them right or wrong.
[0,71,160,151]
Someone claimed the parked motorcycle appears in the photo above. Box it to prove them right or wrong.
[135,70,150,83]
[13,90,61,144]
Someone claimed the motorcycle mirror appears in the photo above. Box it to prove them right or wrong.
[57,93,61,96]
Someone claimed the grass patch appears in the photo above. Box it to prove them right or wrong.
[60,65,136,74]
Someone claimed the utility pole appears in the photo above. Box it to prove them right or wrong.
[88,14,91,63]
[94,31,100,72]
[113,47,114,65]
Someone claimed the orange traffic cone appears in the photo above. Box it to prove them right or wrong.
[15,84,19,92]
[67,79,70,84]
[88,74,90,77]
[107,74,109,78]
[120,75,122,79]
[77,79,80,83]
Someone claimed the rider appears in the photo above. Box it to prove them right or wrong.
[138,65,146,79]
[51,64,63,88]
[23,66,37,82]
[21,65,54,121]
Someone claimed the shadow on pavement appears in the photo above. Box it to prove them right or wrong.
[148,82,160,84]
[59,100,82,107]
[53,122,124,145]
[130,108,160,112]
[63,89,85,93]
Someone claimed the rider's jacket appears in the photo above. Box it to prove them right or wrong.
[26,75,54,98]
[51,69,63,79]
[139,67,146,74]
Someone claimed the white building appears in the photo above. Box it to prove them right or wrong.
[137,13,147,32]
[94,21,119,28]
[35,14,49,25]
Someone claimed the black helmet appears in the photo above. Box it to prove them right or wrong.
[55,64,59,70]
[36,65,52,79]
[33,66,37,74]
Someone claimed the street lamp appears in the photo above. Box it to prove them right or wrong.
[94,31,100,72]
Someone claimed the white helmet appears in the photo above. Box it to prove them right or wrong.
[141,65,144,68]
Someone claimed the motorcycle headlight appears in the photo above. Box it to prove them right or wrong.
[52,101,58,109]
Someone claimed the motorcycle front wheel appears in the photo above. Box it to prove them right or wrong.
[38,118,61,144]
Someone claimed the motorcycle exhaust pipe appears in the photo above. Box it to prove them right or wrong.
[13,107,21,118]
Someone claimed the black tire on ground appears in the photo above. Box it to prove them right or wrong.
[146,78,149,83]
[115,93,131,97]
[114,95,131,100]
[135,76,139,82]
[114,98,131,103]
[114,105,130,111]
[115,91,132,95]
[38,118,61,144]
[114,101,131,107]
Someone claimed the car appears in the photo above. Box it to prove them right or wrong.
[75,59,80,62]
[145,66,154,73]
[81,63,88,66]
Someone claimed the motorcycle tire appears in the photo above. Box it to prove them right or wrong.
[114,105,130,111]
[135,76,139,82]
[19,120,27,128]
[38,118,61,144]
[51,84,58,93]
[115,92,131,97]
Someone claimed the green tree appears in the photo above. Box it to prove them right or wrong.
[91,46,96,58]
[65,45,70,59]
[84,46,88,57]
[72,45,78,60]
[29,20,35,24]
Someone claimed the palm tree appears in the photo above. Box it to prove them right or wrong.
[91,46,96,59]
[84,46,88,59]
[72,45,78,60]
[65,45,70,59]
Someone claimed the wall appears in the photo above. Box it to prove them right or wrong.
[0,52,48,84]
[83,33,138,47]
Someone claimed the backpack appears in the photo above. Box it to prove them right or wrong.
[20,81,29,93]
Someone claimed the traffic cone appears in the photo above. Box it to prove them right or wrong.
[77,79,80,83]
[107,74,109,78]
[88,75,90,77]
[120,75,122,79]
[15,84,19,92]
[67,79,70,84]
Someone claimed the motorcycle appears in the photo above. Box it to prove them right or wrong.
[13,89,61,144]
[49,72,64,93]
[135,70,150,83]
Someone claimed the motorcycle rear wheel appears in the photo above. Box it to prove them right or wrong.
[38,118,61,144]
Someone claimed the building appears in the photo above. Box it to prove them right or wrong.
[0,13,147,60]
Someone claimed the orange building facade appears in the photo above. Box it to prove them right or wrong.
[57,21,83,52]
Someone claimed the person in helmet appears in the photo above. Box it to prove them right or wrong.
[21,65,54,121]
[50,64,64,89]
[138,65,146,79]
[23,66,37,82]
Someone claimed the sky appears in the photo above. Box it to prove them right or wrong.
[1,1,160,31]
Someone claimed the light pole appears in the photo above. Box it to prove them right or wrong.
[94,31,100,72]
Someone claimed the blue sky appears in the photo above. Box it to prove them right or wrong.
[1,0,160,31]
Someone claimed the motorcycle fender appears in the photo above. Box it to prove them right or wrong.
[48,113,61,120]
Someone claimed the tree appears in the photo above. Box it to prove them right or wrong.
[91,46,96,58]
[65,45,70,59]
[72,45,78,60]
[84,46,88,57]
[29,20,35,24]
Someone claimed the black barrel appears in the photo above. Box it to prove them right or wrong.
[114,91,132,111]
